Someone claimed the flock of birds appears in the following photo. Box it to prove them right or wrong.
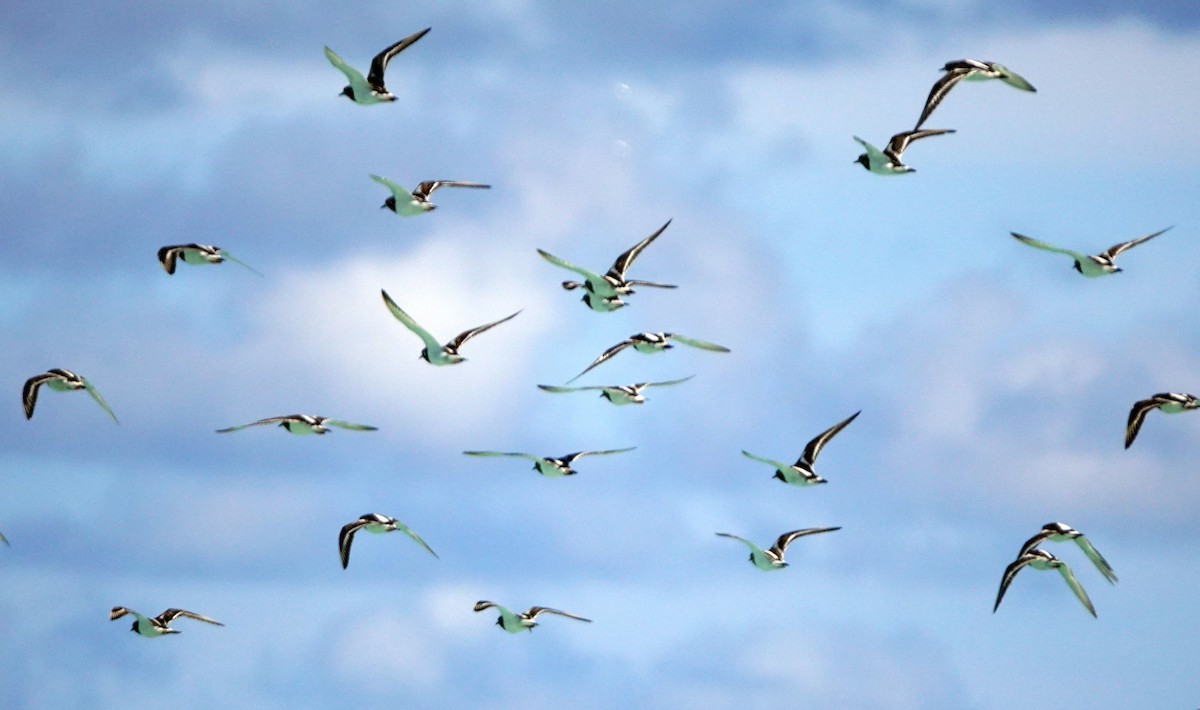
[9,28,1196,641]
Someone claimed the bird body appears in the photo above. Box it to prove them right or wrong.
[109,607,224,637]
[472,601,591,633]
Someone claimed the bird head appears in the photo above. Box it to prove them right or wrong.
[340,86,356,101]
[381,196,397,212]
[419,348,430,362]
[854,154,870,169]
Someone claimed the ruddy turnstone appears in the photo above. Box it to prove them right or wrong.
[462,447,635,477]
[715,527,840,571]
[993,548,1096,617]
[371,176,490,216]
[537,219,677,311]
[568,332,728,383]
[1125,392,1199,448]
[1011,227,1171,277]
[216,414,377,435]
[109,607,224,637]
[22,369,118,423]
[472,601,591,633]
[338,513,438,569]
[741,410,861,486]
[853,129,955,175]
[325,28,430,105]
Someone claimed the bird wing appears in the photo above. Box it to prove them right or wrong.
[715,532,763,554]
[1053,561,1097,617]
[215,416,295,433]
[462,450,542,462]
[536,249,606,287]
[886,128,955,160]
[772,527,841,556]
[560,447,637,464]
[607,219,672,280]
[380,289,443,354]
[367,27,431,89]
[370,175,415,202]
[216,249,264,277]
[800,410,860,466]
[157,246,180,274]
[645,375,695,388]
[81,379,119,424]
[448,310,521,350]
[109,606,145,622]
[1125,397,1164,449]
[324,46,370,96]
[338,519,370,569]
[994,64,1037,92]
[21,371,59,419]
[397,524,439,559]
[670,334,731,352]
[412,180,491,200]
[537,384,604,394]
[325,420,379,431]
[1017,529,1054,557]
[1010,233,1087,262]
[1073,535,1118,584]
[0,531,8,546]
[741,450,791,471]
[1100,226,1171,260]
[622,279,677,289]
[914,67,971,129]
[993,554,1038,613]
[527,607,592,623]
[567,339,636,384]
[159,609,224,626]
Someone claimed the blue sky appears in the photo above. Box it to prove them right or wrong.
[3,1,1200,708]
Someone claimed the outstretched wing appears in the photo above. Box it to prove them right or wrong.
[1125,397,1164,449]
[324,46,370,96]
[338,519,370,569]
[216,249,264,277]
[82,379,119,424]
[370,175,415,202]
[536,249,606,287]
[715,532,763,555]
[645,375,695,388]
[537,384,605,394]
[886,128,955,160]
[159,609,224,626]
[993,554,1038,613]
[560,447,637,464]
[994,64,1037,92]
[367,27,431,89]
[772,527,841,555]
[412,180,491,201]
[21,372,59,420]
[914,67,971,129]
[1010,232,1088,263]
[567,339,636,384]
[448,310,521,350]
[741,450,791,471]
[397,524,440,559]
[527,607,592,623]
[380,289,443,354]
[670,334,730,352]
[1073,535,1118,584]
[216,416,295,433]
[607,219,672,280]
[463,450,542,462]
[1053,561,1097,617]
[1100,226,1171,260]
[800,410,860,466]
[324,419,378,432]
[157,246,181,275]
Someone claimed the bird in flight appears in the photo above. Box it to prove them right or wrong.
[715,527,841,571]
[993,548,1096,617]
[853,129,955,174]
[741,410,861,486]
[568,332,729,383]
[338,513,438,569]
[462,447,635,477]
[915,59,1036,129]
[22,369,118,423]
[1010,227,1171,277]
[371,176,491,216]
[537,219,677,312]
[1125,392,1200,448]
[1017,522,1117,584]
[109,607,224,637]
[216,414,377,435]
[380,289,520,365]
[325,28,431,105]
[472,601,592,633]
[157,244,262,276]
[536,376,694,406]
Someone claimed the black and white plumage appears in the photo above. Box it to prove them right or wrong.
[157,244,262,276]
[338,513,438,569]
[462,447,635,477]
[1125,392,1200,448]
[325,28,431,105]
[567,332,729,384]
[537,219,677,312]
[381,289,520,365]
[109,607,224,637]
[371,176,491,215]
[715,527,841,571]
[853,129,955,174]
[1011,227,1171,277]
[215,414,377,435]
[1018,523,1117,584]
[993,548,1097,617]
[22,368,118,423]
[536,376,694,406]
[472,601,592,633]
[915,59,1037,129]
[741,410,861,486]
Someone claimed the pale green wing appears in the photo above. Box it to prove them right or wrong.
[462,451,542,462]
[645,375,695,388]
[1055,561,1097,617]
[380,289,442,353]
[537,384,606,393]
[217,249,264,277]
[671,335,730,352]
[324,46,371,96]
[852,136,884,161]
[570,447,637,460]
[326,420,379,432]
[397,524,439,559]
[715,532,764,556]
[81,380,119,424]
[370,174,415,202]
[537,249,606,285]
[215,416,291,433]
[1010,233,1087,262]
[995,65,1036,92]
[1074,536,1118,585]
[741,450,790,471]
